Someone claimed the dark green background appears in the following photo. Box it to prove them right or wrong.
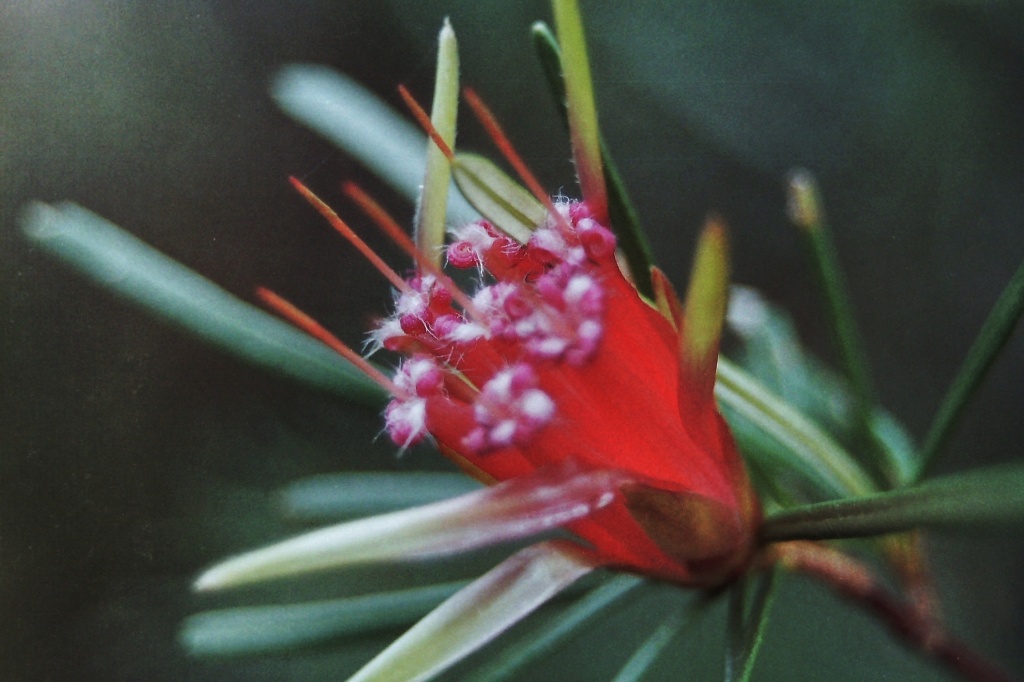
[3,1,1022,679]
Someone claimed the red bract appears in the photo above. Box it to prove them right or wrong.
[373,199,759,586]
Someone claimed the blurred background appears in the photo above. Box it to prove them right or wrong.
[3,1,1023,679]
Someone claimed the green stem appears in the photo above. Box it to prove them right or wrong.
[915,258,1024,479]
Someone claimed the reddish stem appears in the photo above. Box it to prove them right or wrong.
[771,541,1017,682]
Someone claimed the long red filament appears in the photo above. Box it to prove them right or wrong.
[289,177,411,295]
[398,85,455,161]
[462,87,566,228]
[256,287,405,398]
[342,182,484,323]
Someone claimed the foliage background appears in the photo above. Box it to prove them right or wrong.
[2,1,1023,679]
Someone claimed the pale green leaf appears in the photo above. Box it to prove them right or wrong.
[347,541,596,682]
[19,202,384,406]
[279,472,481,522]
[551,0,606,218]
[465,575,642,682]
[414,19,459,261]
[194,465,627,591]
[716,357,876,498]
[452,153,546,243]
[272,64,477,225]
[181,581,465,656]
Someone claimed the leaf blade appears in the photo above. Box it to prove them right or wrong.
[761,462,1024,542]
[347,541,597,682]
[19,202,385,405]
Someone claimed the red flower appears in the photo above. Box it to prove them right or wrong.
[370,197,759,586]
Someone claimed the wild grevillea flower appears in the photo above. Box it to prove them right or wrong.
[188,6,760,678]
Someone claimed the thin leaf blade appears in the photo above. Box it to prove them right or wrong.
[347,541,597,682]
[19,202,385,405]
[195,463,628,591]
[762,462,1024,542]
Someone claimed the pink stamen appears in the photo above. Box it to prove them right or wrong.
[289,177,412,295]
[256,286,406,398]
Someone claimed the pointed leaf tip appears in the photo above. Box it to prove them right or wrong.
[193,462,629,591]
[413,19,459,262]
[682,216,730,370]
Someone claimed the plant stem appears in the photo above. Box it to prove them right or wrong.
[772,541,1017,682]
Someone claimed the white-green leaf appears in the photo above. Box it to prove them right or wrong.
[716,357,876,498]
[347,541,597,682]
[181,581,466,656]
[195,464,627,591]
[19,202,385,405]
[272,64,477,225]
[414,19,460,261]
[452,153,546,243]
[279,472,481,522]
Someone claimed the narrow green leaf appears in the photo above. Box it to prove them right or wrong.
[916,258,1024,479]
[761,462,1024,543]
[716,357,876,498]
[181,581,466,656]
[787,170,899,484]
[452,153,546,243]
[551,0,606,220]
[725,569,779,682]
[279,472,481,522]
[19,202,385,406]
[272,65,477,225]
[464,575,643,682]
[195,466,627,591]
[414,19,459,262]
[610,608,692,682]
[346,541,596,682]
[531,21,656,297]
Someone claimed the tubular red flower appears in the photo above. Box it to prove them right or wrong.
[375,199,759,586]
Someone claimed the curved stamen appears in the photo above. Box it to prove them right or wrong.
[462,88,572,235]
[257,287,405,398]
[398,85,455,161]
[289,177,412,295]
[343,182,486,325]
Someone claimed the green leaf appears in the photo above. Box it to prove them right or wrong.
[726,285,918,487]
[346,541,596,682]
[610,607,694,682]
[414,19,459,262]
[788,170,907,486]
[19,202,385,406]
[452,153,546,243]
[916,258,1024,479]
[531,21,656,297]
[279,472,481,522]
[464,575,643,682]
[716,357,876,498]
[725,569,779,682]
[761,462,1024,543]
[551,0,606,219]
[194,466,627,591]
[272,64,477,225]
[181,581,466,656]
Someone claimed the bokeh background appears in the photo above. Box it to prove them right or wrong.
[3,1,1023,680]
